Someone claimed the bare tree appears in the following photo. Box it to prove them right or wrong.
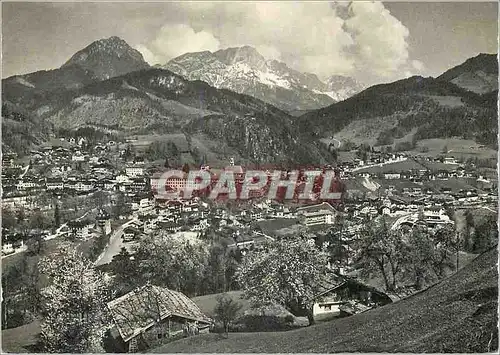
[214,293,242,338]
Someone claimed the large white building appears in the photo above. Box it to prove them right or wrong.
[126,166,144,178]
[296,202,338,226]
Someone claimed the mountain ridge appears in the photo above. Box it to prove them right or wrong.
[437,53,498,94]
[4,66,331,164]
[164,46,364,112]
[297,55,498,148]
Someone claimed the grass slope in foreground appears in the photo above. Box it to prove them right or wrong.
[153,247,498,353]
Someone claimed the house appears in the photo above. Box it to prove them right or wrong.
[131,178,147,192]
[116,174,132,184]
[122,226,142,242]
[106,284,212,352]
[444,157,457,164]
[104,180,116,191]
[126,165,144,178]
[296,202,337,226]
[313,274,394,321]
[71,151,86,162]
[46,178,64,190]
[2,243,15,255]
[67,220,95,239]
[384,173,401,180]
[16,179,39,190]
[139,198,154,215]
[74,180,94,192]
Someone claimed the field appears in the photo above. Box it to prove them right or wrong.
[153,248,498,353]
[413,138,497,160]
[192,291,250,318]
[1,320,41,352]
[125,133,190,152]
[330,115,400,147]
[354,159,423,174]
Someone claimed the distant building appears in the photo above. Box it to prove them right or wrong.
[96,208,112,235]
[296,202,338,226]
[46,178,64,190]
[126,166,144,178]
[150,172,198,196]
[72,151,85,162]
[384,173,401,180]
[67,220,94,239]
[313,274,394,321]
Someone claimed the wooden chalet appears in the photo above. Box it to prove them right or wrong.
[106,285,212,352]
[313,274,394,321]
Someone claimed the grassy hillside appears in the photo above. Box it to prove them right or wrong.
[192,291,250,318]
[298,74,498,148]
[153,247,498,353]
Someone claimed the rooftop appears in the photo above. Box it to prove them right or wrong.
[107,284,212,342]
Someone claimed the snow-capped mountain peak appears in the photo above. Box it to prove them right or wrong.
[164,46,362,112]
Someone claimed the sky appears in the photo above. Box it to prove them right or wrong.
[2,1,498,85]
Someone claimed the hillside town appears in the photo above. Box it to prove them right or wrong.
[2,2,499,353]
[3,132,497,256]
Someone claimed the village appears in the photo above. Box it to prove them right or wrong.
[2,133,498,352]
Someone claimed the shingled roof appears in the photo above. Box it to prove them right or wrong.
[107,285,212,342]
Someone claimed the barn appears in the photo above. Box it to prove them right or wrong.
[106,284,213,352]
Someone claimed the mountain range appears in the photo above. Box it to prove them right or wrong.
[2,36,498,163]
[164,46,364,111]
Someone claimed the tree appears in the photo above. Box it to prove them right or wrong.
[236,236,329,325]
[16,208,26,224]
[93,191,108,209]
[29,210,49,230]
[464,210,475,251]
[2,207,17,230]
[112,192,126,219]
[472,214,498,253]
[430,225,457,278]
[53,203,61,228]
[323,215,348,266]
[213,293,242,338]
[26,234,45,256]
[134,233,209,296]
[38,245,111,353]
[356,219,406,291]
[110,247,140,297]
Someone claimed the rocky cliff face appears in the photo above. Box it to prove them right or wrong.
[61,36,150,80]
[164,46,362,112]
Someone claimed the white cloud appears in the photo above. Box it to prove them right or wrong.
[138,23,220,65]
[344,1,410,80]
[137,2,422,84]
[412,59,425,72]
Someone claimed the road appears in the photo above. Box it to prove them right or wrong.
[331,137,342,149]
[352,158,408,172]
[390,213,416,231]
[1,245,28,259]
[19,164,30,179]
[94,219,137,267]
